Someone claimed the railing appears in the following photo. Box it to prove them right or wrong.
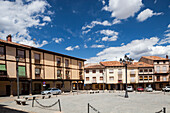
[155,107,166,113]
[79,75,83,79]
[35,75,41,79]
[35,59,40,64]
[130,78,136,83]
[155,70,168,73]
[88,103,100,113]
[66,75,70,79]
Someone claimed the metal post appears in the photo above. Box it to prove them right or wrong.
[58,99,61,112]
[103,73,104,93]
[16,60,20,99]
[163,107,166,113]
[88,103,89,113]
[125,64,128,98]
[32,97,35,107]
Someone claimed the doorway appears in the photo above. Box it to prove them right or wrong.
[6,85,11,96]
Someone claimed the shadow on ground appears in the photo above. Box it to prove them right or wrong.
[0,104,28,113]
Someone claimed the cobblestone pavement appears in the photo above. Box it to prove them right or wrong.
[0,91,170,113]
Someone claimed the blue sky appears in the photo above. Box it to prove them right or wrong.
[0,0,170,63]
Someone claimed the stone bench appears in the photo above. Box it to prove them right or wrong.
[15,99,27,105]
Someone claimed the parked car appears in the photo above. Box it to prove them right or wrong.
[145,87,153,92]
[41,88,61,95]
[137,87,144,92]
[127,86,133,92]
[162,86,170,92]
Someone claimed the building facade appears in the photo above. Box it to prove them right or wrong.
[84,56,169,90]
[0,35,85,96]
[84,63,105,90]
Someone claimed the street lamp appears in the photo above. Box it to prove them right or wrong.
[120,55,133,98]
[16,56,20,99]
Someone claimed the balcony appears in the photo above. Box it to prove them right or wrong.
[155,70,169,74]
[35,59,40,64]
[79,75,83,79]
[66,75,70,79]
[118,71,122,75]
[0,55,5,59]
[92,80,97,83]
[130,70,135,75]
[0,71,7,77]
[57,74,62,79]
[130,77,136,83]
[118,80,122,83]
[35,75,42,79]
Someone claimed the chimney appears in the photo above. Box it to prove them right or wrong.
[166,55,168,59]
[6,34,12,42]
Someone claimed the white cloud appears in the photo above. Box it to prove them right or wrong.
[99,30,118,36]
[86,37,170,63]
[137,9,163,22]
[0,0,51,47]
[168,24,170,28]
[102,36,118,41]
[84,44,88,48]
[91,44,105,48]
[112,19,121,24]
[52,38,64,43]
[43,16,51,22]
[102,0,143,19]
[65,45,80,51]
[98,29,119,41]
[87,38,92,41]
[82,29,91,34]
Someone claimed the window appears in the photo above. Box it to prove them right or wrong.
[57,70,62,79]
[0,64,7,76]
[163,61,166,64]
[65,59,69,67]
[86,77,89,81]
[162,66,167,73]
[18,50,25,59]
[79,62,82,69]
[57,58,61,66]
[149,76,152,80]
[144,76,148,80]
[86,70,89,73]
[139,69,143,72]
[157,76,160,81]
[99,70,103,73]
[157,61,159,64]
[92,70,96,73]
[109,69,114,74]
[144,69,147,72]
[0,46,4,56]
[34,53,40,64]
[139,76,143,80]
[18,66,26,77]
[66,70,70,79]
[100,76,103,81]
[156,66,160,73]
[109,76,114,81]
[163,77,167,81]
[92,77,96,82]
[149,69,152,72]
[35,68,40,76]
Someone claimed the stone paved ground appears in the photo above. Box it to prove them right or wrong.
[0,91,170,113]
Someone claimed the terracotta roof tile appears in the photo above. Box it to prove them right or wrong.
[85,64,104,69]
[100,61,123,66]
[142,56,168,60]
[128,62,153,68]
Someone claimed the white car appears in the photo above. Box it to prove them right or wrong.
[41,88,61,95]
[145,87,153,92]
[127,86,133,92]
[162,86,170,92]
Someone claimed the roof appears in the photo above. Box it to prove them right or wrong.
[128,62,153,68]
[0,39,86,61]
[100,61,123,66]
[141,56,168,61]
[85,64,105,69]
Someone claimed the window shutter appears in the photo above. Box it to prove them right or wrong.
[18,66,26,77]
[0,64,6,71]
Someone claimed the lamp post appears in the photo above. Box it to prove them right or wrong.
[16,56,20,99]
[120,55,133,98]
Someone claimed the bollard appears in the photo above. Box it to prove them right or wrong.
[163,107,166,113]
[32,97,36,107]
[88,103,89,113]
[58,99,61,112]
